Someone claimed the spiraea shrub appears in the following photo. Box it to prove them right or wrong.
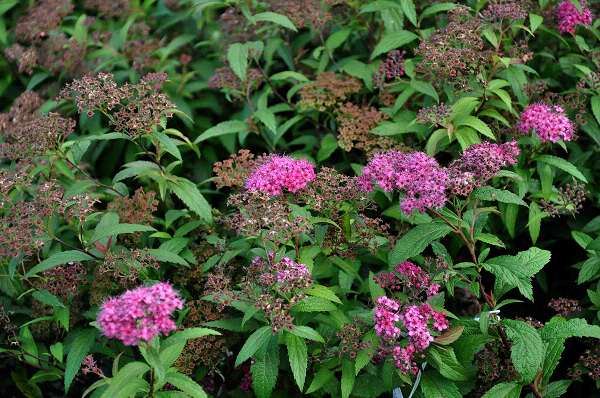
[2,0,600,397]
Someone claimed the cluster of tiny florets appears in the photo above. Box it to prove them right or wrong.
[357,151,448,214]
[555,0,593,35]
[374,261,441,298]
[97,282,183,345]
[374,297,448,374]
[517,103,575,142]
[245,155,316,196]
[447,141,520,196]
[374,50,405,86]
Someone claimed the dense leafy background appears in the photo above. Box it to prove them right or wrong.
[1,0,600,397]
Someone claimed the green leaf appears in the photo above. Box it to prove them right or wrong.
[544,380,572,398]
[235,326,272,367]
[421,371,461,398]
[427,346,469,381]
[316,134,338,162]
[455,116,495,140]
[152,131,182,160]
[90,223,156,243]
[194,120,247,143]
[371,30,418,59]
[32,290,64,308]
[252,337,279,398]
[389,222,453,265]
[503,319,545,383]
[326,29,351,51]
[400,0,417,26]
[289,326,325,343]
[169,178,213,224]
[253,12,297,31]
[65,329,97,392]
[528,202,543,244]
[577,256,600,284]
[165,371,207,398]
[306,367,334,394]
[286,333,308,391]
[481,382,522,398]
[421,2,456,19]
[529,13,544,32]
[535,155,587,183]
[591,96,600,126]
[100,362,150,398]
[227,43,249,81]
[341,359,355,398]
[410,79,439,102]
[147,249,189,266]
[484,247,551,300]
[472,187,527,206]
[306,285,342,304]
[293,296,338,312]
[25,251,94,277]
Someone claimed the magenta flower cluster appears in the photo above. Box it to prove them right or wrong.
[97,282,183,345]
[357,151,448,214]
[555,0,593,34]
[275,257,311,285]
[518,103,575,142]
[245,155,316,196]
[374,297,449,374]
[447,141,520,196]
[374,296,401,340]
[374,261,440,297]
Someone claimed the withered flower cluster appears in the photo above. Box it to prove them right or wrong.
[0,180,95,259]
[416,7,490,87]
[123,23,163,71]
[175,300,228,374]
[336,322,370,359]
[0,91,75,160]
[481,0,529,21]
[548,297,582,316]
[218,7,258,43]
[14,0,73,44]
[540,180,587,217]
[225,190,311,245]
[336,102,401,155]
[84,0,130,18]
[60,72,174,138]
[374,50,406,87]
[298,72,362,111]
[108,187,158,225]
[241,254,312,332]
[213,149,262,189]
[474,341,517,396]
[569,346,600,381]
[268,0,332,31]
[36,262,88,302]
[208,67,264,96]
[6,0,88,77]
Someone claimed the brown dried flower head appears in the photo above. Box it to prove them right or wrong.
[299,72,362,111]
[15,0,73,44]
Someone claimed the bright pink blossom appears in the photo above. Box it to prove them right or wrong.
[245,155,316,195]
[517,103,575,142]
[392,345,418,375]
[447,141,520,196]
[357,151,448,213]
[374,296,401,340]
[97,282,184,345]
[555,0,593,34]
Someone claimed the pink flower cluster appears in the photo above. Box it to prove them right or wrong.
[245,155,316,196]
[374,296,401,340]
[274,257,311,285]
[555,0,593,34]
[517,103,575,142]
[97,282,184,345]
[374,297,449,374]
[374,261,440,297]
[447,141,520,196]
[357,151,448,213]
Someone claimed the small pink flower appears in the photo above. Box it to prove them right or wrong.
[358,151,448,213]
[374,296,402,340]
[97,282,183,345]
[245,155,316,196]
[518,103,575,142]
[555,0,593,35]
